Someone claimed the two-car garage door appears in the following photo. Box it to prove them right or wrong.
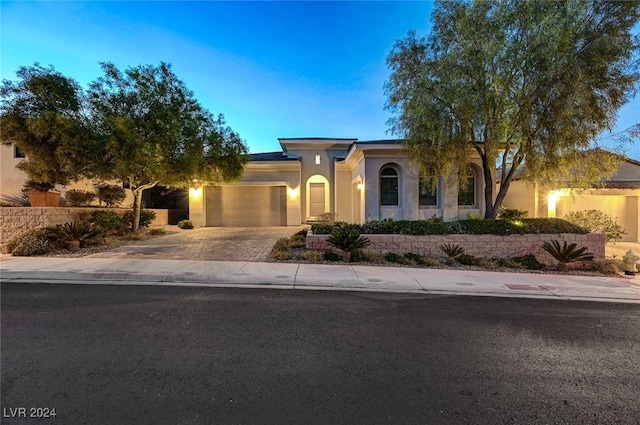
[205,186,287,226]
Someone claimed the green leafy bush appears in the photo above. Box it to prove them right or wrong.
[466,211,483,220]
[498,207,529,219]
[323,251,342,261]
[123,209,156,229]
[510,254,544,270]
[441,244,465,264]
[542,240,594,270]
[97,184,126,208]
[88,210,125,233]
[457,253,480,266]
[271,249,291,260]
[326,223,371,262]
[65,189,96,207]
[403,252,426,265]
[384,252,406,264]
[53,221,99,243]
[6,228,58,256]
[177,219,194,229]
[563,210,625,242]
[301,250,322,263]
[272,238,291,252]
[312,218,585,236]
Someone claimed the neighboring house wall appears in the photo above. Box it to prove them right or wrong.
[501,157,640,242]
[0,144,28,200]
[0,143,135,207]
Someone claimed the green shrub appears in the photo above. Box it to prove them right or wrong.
[323,251,342,262]
[510,254,544,270]
[97,184,126,208]
[441,244,465,264]
[423,257,441,267]
[272,238,291,252]
[271,249,291,260]
[53,221,99,243]
[148,228,168,236]
[65,189,96,207]
[23,180,55,192]
[498,207,529,219]
[384,252,406,264]
[466,211,483,220]
[542,240,594,270]
[311,223,336,235]
[301,250,322,263]
[457,253,480,266]
[563,210,625,242]
[7,228,58,256]
[123,209,156,228]
[88,210,125,233]
[326,223,370,262]
[294,229,308,238]
[404,252,426,265]
[583,259,623,275]
[177,219,194,229]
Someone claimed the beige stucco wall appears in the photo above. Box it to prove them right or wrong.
[189,161,302,227]
[503,181,640,242]
[0,144,28,199]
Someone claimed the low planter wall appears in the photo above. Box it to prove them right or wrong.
[306,233,605,266]
[0,207,187,252]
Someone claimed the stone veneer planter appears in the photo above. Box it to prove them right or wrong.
[0,207,186,252]
[306,232,605,266]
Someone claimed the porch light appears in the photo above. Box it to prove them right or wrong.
[288,187,299,198]
[189,187,203,199]
[315,153,321,165]
[547,190,562,218]
[357,182,364,191]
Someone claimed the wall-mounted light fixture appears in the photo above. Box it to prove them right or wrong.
[315,153,321,165]
[357,182,364,191]
[288,187,299,198]
[189,187,203,199]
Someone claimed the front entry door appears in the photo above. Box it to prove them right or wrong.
[309,183,325,217]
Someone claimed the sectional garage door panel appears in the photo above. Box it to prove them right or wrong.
[205,186,287,226]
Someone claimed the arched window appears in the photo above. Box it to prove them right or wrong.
[419,171,438,206]
[380,167,399,206]
[458,166,476,206]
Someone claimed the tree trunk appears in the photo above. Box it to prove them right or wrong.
[130,181,158,233]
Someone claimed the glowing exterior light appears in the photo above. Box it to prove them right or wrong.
[547,190,561,218]
[288,187,299,198]
[315,153,321,165]
[357,183,364,191]
[189,187,203,199]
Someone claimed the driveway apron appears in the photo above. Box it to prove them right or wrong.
[86,226,308,262]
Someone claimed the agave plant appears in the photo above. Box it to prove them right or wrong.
[440,243,465,265]
[326,223,371,262]
[53,220,99,250]
[542,240,594,270]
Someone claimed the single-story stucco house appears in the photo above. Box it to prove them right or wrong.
[188,138,486,227]
[2,138,639,241]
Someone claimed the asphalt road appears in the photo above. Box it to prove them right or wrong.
[1,283,639,425]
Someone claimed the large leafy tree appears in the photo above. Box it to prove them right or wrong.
[86,62,248,232]
[0,64,90,189]
[386,0,640,218]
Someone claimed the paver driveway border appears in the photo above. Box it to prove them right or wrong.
[85,226,309,262]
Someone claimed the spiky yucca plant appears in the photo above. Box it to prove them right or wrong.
[440,243,465,265]
[53,220,99,250]
[326,223,370,262]
[542,240,594,270]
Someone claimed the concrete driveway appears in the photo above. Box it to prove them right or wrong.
[87,226,308,262]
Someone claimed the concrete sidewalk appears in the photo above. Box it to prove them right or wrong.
[2,255,640,303]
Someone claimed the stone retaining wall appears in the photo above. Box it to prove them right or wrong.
[306,232,605,265]
[0,207,186,251]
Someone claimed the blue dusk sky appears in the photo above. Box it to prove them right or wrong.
[1,1,638,157]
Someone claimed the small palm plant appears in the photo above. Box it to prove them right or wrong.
[542,240,594,270]
[53,220,99,250]
[326,223,370,262]
[440,243,465,265]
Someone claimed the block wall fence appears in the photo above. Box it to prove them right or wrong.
[0,207,187,252]
[306,232,605,266]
